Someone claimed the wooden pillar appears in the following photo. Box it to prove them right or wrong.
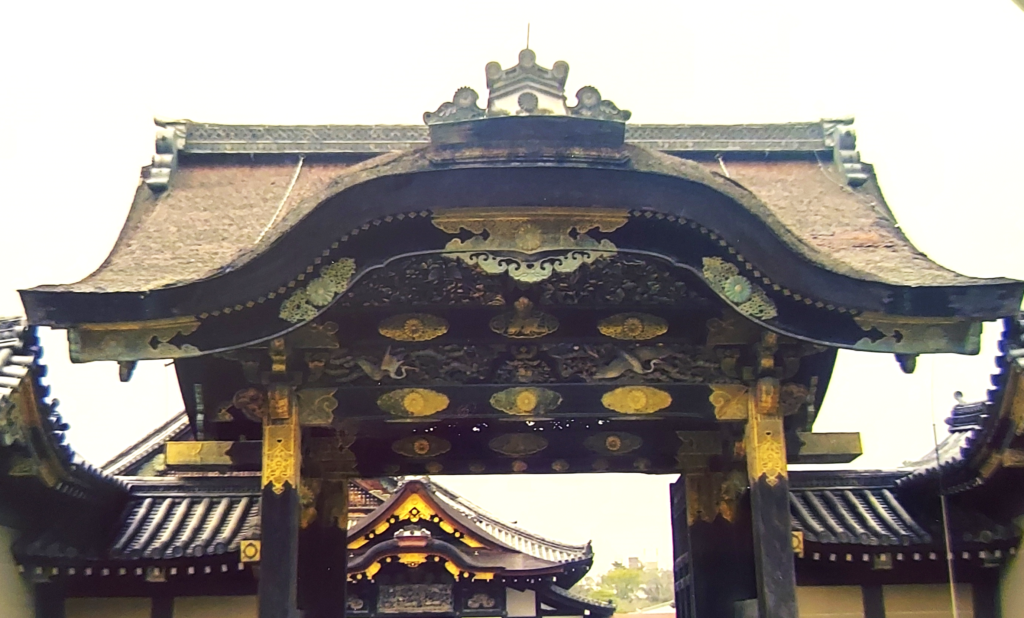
[745,376,798,618]
[259,379,301,618]
[306,479,350,618]
[670,472,756,618]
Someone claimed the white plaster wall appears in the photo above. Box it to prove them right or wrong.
[0,526,34,618]
[66,597,150,618]
[174,595,258,617]
[507,588,537,618]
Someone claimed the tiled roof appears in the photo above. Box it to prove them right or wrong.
[0,317,35,412]
[426,479,591,564]
[899,314,1024,492]
[110,480,259,559]
[790,486,931,546]
[102,412,191,476]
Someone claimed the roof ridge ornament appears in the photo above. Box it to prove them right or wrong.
[424,49,630,125]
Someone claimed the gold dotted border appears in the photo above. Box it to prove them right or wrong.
[628,210,857,315]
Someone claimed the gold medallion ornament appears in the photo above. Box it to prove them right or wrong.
[490,387,562,416]
[702,258,778,321]
[601,386,672,414]
[584,432,642,455]
[392,435,452,459]
[598,313,668,341]
[378,389,450,418]
[488,433,549,457]
[280,258,356,323]
[379,314,449,342]
[489,298,559,339]
[240,540,261,563]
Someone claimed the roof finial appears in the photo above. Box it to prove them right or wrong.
[526,23,530,50]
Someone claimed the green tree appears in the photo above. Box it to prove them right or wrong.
[572,561,675,613]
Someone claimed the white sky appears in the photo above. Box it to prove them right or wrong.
[1,1,1022,573]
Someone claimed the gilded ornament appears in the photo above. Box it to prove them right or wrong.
[709,384,749,421]
[853,312,983,355]
[702,258,778,321]
[489,387,562,416]
[592,459,609,471]
[432,208,627,283]
[280,258,356,323]
[165,441,233,466]
[297,388,338,426]
[791,531,805,559]
[745,378,787,486]
[489,298,559,338]
[287,321,340,349]
[379,314,449,342]
[488,433,549,457]
[378,389,450,418]
[551,459,570,472]
[263,421,299,494]
[598,313,668,341]
[511,460,528,473]
[240,540,261,563]
[583,432,642,455]
[633,458,651,471]
[425,461,444,474]
[392,435,451,459]
[468,463,486,473]
[601,386,671,414]
[69,316,201,362]
[233,387,268,422]
[300,478,322,529]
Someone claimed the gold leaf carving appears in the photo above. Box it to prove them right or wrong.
[297,388,338,426]
[392,435,451,459]
[378,389,449,418]
[287,321,340,349]
[240,540,261,563]
[263,421,299,494]
[379,314,449,342]
[70,317,201,362]
[598,313,668,341]
[489,298,558,339]
[702,258,777,321]
[686,471,747,525]
[745,378,787,486]
[280,258,356,323]
[709,384,749,420]
[433,208,627,283]
[601,386,671,414]
[488,433,549,457]
[584,432,642,455]
[792,531,805,558]
[490,387,562,416]
[853,313,982,355]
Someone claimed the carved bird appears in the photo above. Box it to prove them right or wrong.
[356,347,409,381]
[591,347,670,380]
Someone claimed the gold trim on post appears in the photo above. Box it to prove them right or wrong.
[165,441,234,466]
[744,377,786,487]
[263,385,300,495]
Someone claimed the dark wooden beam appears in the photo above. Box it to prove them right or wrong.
[745,377,798,618]
[670,473,756,618]
[862,585,885,618]
[304,479,350,618]
[259,382,301,618]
